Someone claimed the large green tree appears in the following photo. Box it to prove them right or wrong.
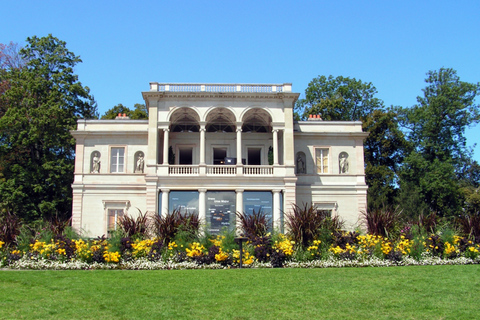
[0,35,97,221]
[297,75,407,210]
[296,75,384,121]
[397,68,480,217]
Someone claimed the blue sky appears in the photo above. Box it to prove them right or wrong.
[2,0,479,161]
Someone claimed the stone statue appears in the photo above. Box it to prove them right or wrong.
[297,154,306,174]
[92,152,100,173]
[135,154,145,173]
[339,153,349,174]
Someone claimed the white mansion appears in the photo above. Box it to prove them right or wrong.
[71,83,368,237]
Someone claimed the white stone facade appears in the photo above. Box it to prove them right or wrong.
[71,83,368,237]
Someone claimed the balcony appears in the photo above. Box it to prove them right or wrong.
[168,165,274,176]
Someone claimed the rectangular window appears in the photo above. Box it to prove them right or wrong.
[243,191,273,231]
[315,148,329,174]
[108,209,124,230]
[206,191,236,234]
[111,147,125,173]
[169,191,199,215]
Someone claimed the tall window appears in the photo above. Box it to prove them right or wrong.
[111,147,125,173]
[315,148,329,174]
[108,209,124,230]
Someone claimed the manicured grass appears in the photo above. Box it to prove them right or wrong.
[1,265,479,319]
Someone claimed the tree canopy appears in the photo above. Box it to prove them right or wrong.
[396,68,480,217]
[101,103,148,120]
[299,69,479,218]
[0,35,97,221]
[296,75,384,121]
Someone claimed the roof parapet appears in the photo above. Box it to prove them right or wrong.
[149,83,292,93]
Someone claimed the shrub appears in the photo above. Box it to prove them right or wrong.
[362,207,402,238]
[286,203,342,248]
[117,210,151,239]
[152,209,200,245]
[0,212,21,246]
[456,213,480,244]
[236,210,270,240]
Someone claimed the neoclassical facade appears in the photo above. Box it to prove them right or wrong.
[71,83,368,237]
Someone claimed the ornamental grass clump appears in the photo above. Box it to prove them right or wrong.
[0,212,21,247]
[152,209,200,245]
[362,207,402,238]
[286,203,343,249]
[457,213,480,244]
[235,210,270,240]
[117,210,151,240]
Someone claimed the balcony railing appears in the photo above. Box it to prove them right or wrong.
[150,83,292,93]
[243,166,273,175]
[169,165,199,175]
[206,165,237,175]
[167,165,274,176]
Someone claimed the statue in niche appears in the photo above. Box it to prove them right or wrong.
[296,153,306,174]
[135,153,145,173]
[92,152,101,173]
[339,152,349,174]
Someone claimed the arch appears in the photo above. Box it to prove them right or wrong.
[168,107,201,132]
[241,108,272,133]
[205,107,236,132]
[90,151,101,173]
[134,151,145,173]
[296,151,306,174]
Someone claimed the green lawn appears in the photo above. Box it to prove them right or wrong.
[1,265,479,319]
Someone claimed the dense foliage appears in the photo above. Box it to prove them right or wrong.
[297,69,480,219]
[101,103,148,120]
[0,35,97,222]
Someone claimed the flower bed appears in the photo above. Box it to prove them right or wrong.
[2,232,480,270]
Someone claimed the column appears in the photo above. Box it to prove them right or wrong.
[273,189,282,231]
[198,188,206,225]
[199,123,206,165]
[236,122,242,165]
[162,128,170,165]
[161,188,170,216]
[235,189,244,235]
[272,129,279,165]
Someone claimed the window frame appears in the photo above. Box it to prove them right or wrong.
[314,147,330,174]
[110,146,126,173]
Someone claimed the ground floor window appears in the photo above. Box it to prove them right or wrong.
[243,191,273,229]
[107,209,124,231]
[169,191,199,214]
[206,191,236,234]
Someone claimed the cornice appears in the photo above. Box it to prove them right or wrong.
[142,91,300,101]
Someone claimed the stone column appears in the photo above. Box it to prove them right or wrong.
[146,98,158,169]
[199,123,206,165]
[161,188,170,216]
[273,189,282,231]
[235,189,244,235]
[162,128,170,165]
[236,122,242,165]
[198,188,206,226]
[272,129,279,165]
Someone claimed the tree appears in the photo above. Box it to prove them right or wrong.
[363,109,409,210]
[298,75,406,210]
[0,35,97,221]
[295,75,383,121]
[101,103,148,120]
[397,68,480,217]
[400,68,479,166]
